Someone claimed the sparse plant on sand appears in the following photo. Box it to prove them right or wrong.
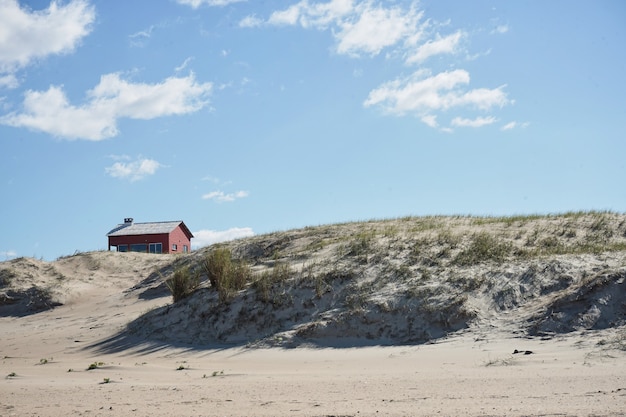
[453,232,512,266]
[252,261,292,303]
[201,248,252,303]
[87,361,104,370]
[102,377,111,384]
[6,372,17,378]
[484,356,517,367]
[165,266,200,303]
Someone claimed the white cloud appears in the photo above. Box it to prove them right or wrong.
[406,31,464,64]
[451,116,497,128]
[264,0,422,57]
[0,0,94,77]
[202,190,249,202]
[420,114,438,128]
[336,3,422,56]
[269,0,354,28]
[260,1,464,62]
[174,57,194,73]
[129,25,156,48]
[364,69,511,120]
[239,15,263,28]
[176,0,246,8]
[105,157,162,182]
[1,250,18,260]
[268,4,302,26]
[492,25,509,34]
[192,227,255,249]
[0,72,212,140]
[501,121,529,131]
[0,73,18,89]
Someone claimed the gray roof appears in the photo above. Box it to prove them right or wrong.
[107,221,187,237]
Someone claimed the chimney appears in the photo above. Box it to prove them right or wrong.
[124,218,134,224]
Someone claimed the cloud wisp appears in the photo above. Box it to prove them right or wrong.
[105,157,162,182]
[451,116,497,128]
[0,72,212,140]
[176,0,246,9]
[501,121,530,131]
[192,227,255,249]
[0,0,95,85]
[1,250,18,260]
[364,69,510,117]
[202,190,249,203]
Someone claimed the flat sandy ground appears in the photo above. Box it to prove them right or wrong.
[2,270,625,417]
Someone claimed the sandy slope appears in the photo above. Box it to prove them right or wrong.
[2,214,626,416]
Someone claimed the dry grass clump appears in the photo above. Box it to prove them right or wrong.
[165,267,200,303]
[453,232,512,266]
[253,261,292,303]
[201,248,252,303]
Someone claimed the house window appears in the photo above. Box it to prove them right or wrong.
[172,244,177,251]
[149,243,162,254]
[130,244,147,253]
[183,245,188,253]
[117,245,128,252]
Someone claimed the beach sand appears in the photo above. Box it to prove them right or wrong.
[1,251,624,416]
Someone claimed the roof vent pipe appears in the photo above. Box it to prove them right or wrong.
[124,218,134,224]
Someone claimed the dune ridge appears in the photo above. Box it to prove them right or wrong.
[1,212,625,416]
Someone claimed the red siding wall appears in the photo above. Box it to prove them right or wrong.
[108,233,169,252]
[168,225,192,253]
[108,225,192,254]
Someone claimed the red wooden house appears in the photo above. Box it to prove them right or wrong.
[107,218,193,254]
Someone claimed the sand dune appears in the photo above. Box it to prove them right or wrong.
[1,213,625,416]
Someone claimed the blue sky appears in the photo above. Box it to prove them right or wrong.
[1,0,625,260]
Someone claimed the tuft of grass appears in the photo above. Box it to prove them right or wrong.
[453,232,512,266]
[87,361,104,370]
[0,268,17,286]
[165,266,200,303]
[102,377,111,384]
[252,261,292,303]
[484,356,517,367]
[6,372,17,378]
[201,248,252,303]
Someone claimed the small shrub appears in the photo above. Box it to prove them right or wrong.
[87,361,104,370]
[346,230,375,256]
[253,271,271,302]
[453,233,512,266]
[202,248,230,289]
[0,269,16,287]
[201,248,252,303]
[165,266,200,303]
[103,377,110,384]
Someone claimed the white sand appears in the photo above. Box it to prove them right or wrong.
[2,252,625,416]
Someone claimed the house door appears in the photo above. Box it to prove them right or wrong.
[149,243,162,254]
